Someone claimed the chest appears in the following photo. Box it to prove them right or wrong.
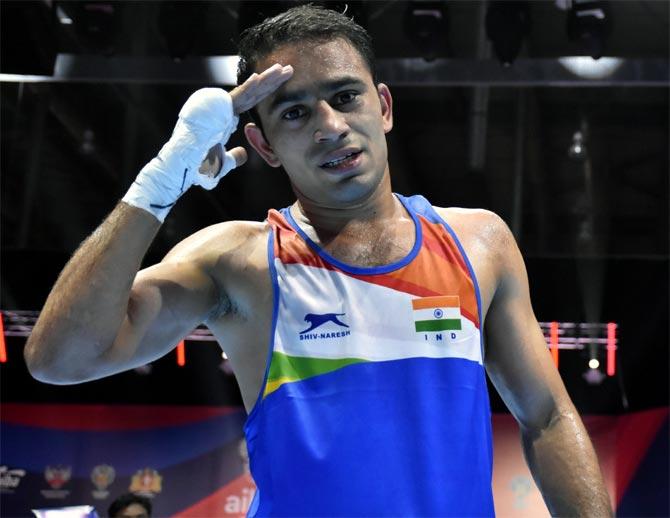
[210,214,497,411]
[318,221,416,268]
[280,221,483,330]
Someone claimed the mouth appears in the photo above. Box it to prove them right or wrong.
[319,150,363,170]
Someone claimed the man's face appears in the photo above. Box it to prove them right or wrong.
[244,38,393,208]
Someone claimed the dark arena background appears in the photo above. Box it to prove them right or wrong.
[1,1,668,516]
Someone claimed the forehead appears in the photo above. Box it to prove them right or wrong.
[119,503,148,517]
[256,39,373,106]
[258,38,368,76]
[256,38,370,83]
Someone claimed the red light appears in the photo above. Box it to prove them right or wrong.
[0,312,6,363]
[176,340,186,367]
[606,322,616,376]
[550,321,559,369]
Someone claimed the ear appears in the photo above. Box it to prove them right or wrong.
[244,123,282,168]
[377,83,393,133]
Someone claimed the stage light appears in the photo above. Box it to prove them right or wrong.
[55,5,73,25]
[566,0,611,59]
[0,312,6,364]
[54,2,120,55]
[550,321,559,368]
[568,130,586,160]
[404,0,448,62]
[207,56,240,86]
[606,322,617,376]
[176,340,186,367]
[558,56,623,79]
[158,1,206,61]
[485,1,531,66]
[588,358,599,369]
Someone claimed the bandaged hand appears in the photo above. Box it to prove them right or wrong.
[123,63,293,222]
[122,88,239,222]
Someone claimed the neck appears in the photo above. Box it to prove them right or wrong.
[291,172,398,236]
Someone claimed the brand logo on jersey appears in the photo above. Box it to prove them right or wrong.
[300,313,349,333]
[299,313,351,341]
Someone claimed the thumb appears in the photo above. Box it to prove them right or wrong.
[227,146,248,168]
[215,146,247,181]
[193,145,248,191]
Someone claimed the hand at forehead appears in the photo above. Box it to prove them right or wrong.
[230,63,294,115]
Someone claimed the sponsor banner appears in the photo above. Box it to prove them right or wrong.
[41,465,71,499]
[90,464,115,500]
[1,404,248,517]
[2,404,667,516]
[0,466,26,494]
[129,468,162,497]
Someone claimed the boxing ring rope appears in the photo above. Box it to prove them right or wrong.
[0,310,617,374]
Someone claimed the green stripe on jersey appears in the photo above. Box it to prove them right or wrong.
[414,319,462,332]
[267,351,368,383]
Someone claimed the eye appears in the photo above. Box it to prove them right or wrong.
[281,106,306,121]
[335,91,359,105]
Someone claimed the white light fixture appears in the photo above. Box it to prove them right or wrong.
[207,56,240,86]
[568,130,586,160]
[56,5,73,25]
[588,358,600,369]
[558,56,623,79]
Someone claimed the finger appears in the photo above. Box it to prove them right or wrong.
[197,143,247,179]
[252,65,293,98]
[232,64,292,113]
[227,146,248,169]
[232,64,293,114]
[214,147,247,180]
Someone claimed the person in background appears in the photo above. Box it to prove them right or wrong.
[107,493,151,518]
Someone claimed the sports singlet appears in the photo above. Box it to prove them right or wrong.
[244,194,494,517]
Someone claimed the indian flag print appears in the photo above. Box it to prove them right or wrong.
[412,295,462,333]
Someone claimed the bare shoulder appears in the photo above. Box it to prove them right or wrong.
[434,206,500,227]
[433,206,516,260]
[432,206,521,311]
[162,219,270,272]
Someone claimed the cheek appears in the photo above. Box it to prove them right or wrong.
[358,115,387,146]
[271,135,308,166]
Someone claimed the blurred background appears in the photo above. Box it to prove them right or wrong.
[1,0,668,516]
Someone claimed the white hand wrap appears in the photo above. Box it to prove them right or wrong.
[122,88,239,222]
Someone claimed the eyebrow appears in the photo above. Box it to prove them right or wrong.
[267,76,367,115]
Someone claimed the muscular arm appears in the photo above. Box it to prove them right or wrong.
[24,64,293,384]
[483,214,612,516]
[24,202,220,383]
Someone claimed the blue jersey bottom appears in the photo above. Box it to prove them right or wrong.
[245,357,495,517]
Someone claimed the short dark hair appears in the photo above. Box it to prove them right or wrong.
[107,492,152,517]
[236,3,376,128]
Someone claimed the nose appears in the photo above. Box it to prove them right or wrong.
[313,101,350,143]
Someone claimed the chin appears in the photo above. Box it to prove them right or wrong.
[326,171,385,206]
